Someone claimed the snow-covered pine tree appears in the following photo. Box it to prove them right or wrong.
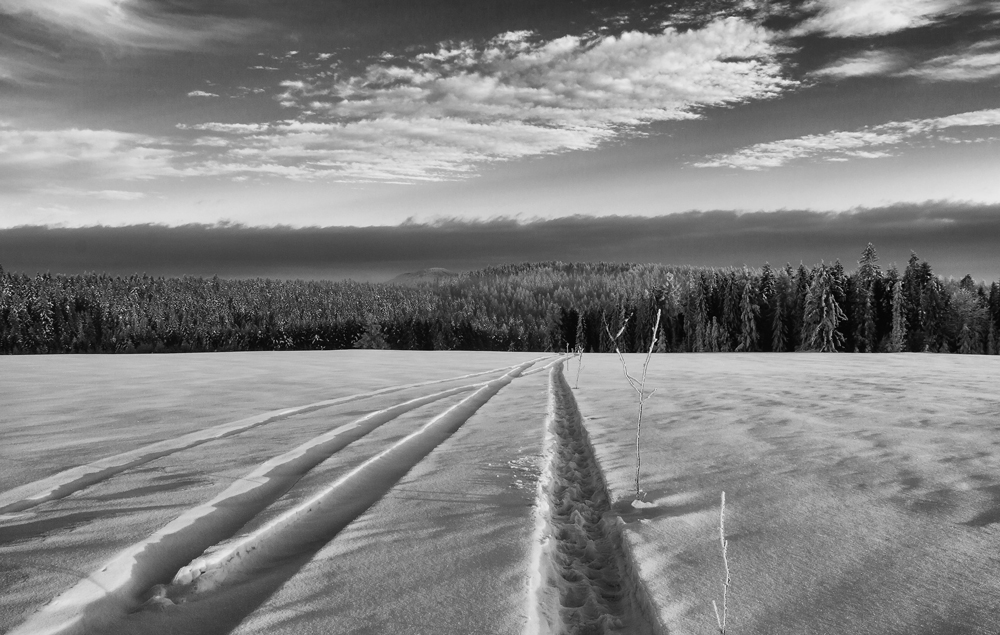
[854,243,881,352]
[889,280,906,352]
[801,264,847,352]
[735,273,759,352]
[575,313,587,353]
[353,317,390,349]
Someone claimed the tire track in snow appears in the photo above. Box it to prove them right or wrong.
[526,362,661,635]
[0,361,542,516]
[9,362,535,635]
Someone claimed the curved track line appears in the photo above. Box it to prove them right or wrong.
[9,362,534,635]
[168,362,531,594]
[526,362,661,635]
[521,354,572,377]
[0,360,543,516]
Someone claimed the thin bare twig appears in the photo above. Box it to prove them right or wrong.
[605,308,662,499]
[573,344,584,389]
[712,491,731,635]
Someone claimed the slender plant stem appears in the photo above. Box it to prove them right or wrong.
[713,491,731,634]
[574,346,584,389]
[606,308,662,500]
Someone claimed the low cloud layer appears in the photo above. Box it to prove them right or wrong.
[2,204,998,282]
[694,107,1000,169]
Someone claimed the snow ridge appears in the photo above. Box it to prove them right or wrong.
[0,362,530,515]
[527,362,661,635]
[163,361,534,597]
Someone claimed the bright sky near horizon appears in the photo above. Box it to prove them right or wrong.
[1,0,998,230]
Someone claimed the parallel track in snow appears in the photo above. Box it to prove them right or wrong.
[0,362,535,516]
[8,361,539,635]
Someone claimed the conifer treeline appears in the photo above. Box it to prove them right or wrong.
[2,245,999,354]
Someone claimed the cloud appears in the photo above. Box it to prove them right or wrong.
[0,50,59,85]
[0,125,179,190]
[47,186,148,200]
[88,189,147,200]
[181,118,605,182]
[812,50,907,78]
[0,0,257,51]
[2,203,999,282]
[903,40,1000,80]
[792,0,967,37]
[180,19,794,182]
[694,107,1000,169]
[187,90,219,98]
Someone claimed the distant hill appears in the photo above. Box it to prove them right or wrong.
[386,267,460,284]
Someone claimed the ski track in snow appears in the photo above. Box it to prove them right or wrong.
[526,362,662,635]
[0,361,538,517]
[8,361,538,635]
[521,355,572,377]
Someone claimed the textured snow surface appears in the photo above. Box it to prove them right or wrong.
[0,352,549,635]
[572,353,1000,635]
[3,351,999,635]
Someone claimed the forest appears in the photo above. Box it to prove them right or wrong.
[1,244,999,355]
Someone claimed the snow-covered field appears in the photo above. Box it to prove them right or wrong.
[2,351,999,635]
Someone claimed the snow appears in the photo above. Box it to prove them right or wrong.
[572,353,1000,635]
[3,351,1000,635]
[0,352,544,635]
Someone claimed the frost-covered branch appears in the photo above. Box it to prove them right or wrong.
[605,308,662,500]
[712,491,731,635]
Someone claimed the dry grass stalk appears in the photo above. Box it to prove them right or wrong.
[605,308,662,500]
[573,344,584,389]
[712,491,731,635]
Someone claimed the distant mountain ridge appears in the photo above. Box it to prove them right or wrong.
[387,268,459,284]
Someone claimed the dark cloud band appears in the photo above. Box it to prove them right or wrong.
[1,203,997,282]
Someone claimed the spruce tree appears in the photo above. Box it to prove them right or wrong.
[791,264,810,350]
[758,263,775,350]
[854,243,881,352]
[772,267,790,352]
[959,323,978,354]
[801,264,847,352]
[989,282,1000,346]
[735,275,759,352]
[889,280,906,353]
[575,313,587,353]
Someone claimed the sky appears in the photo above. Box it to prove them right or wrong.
[0,0,998,280]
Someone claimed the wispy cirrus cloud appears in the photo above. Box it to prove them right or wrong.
[0,0,257,52]
[694,107,1000,169]
[48,186,148,200]
[181,118,602,182]
[812,50,908,78]
[792,0,968,37]
[179,19,795,182]
[814,39,1000,81]
[0,125,179,190]
[903,40,1000,80]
